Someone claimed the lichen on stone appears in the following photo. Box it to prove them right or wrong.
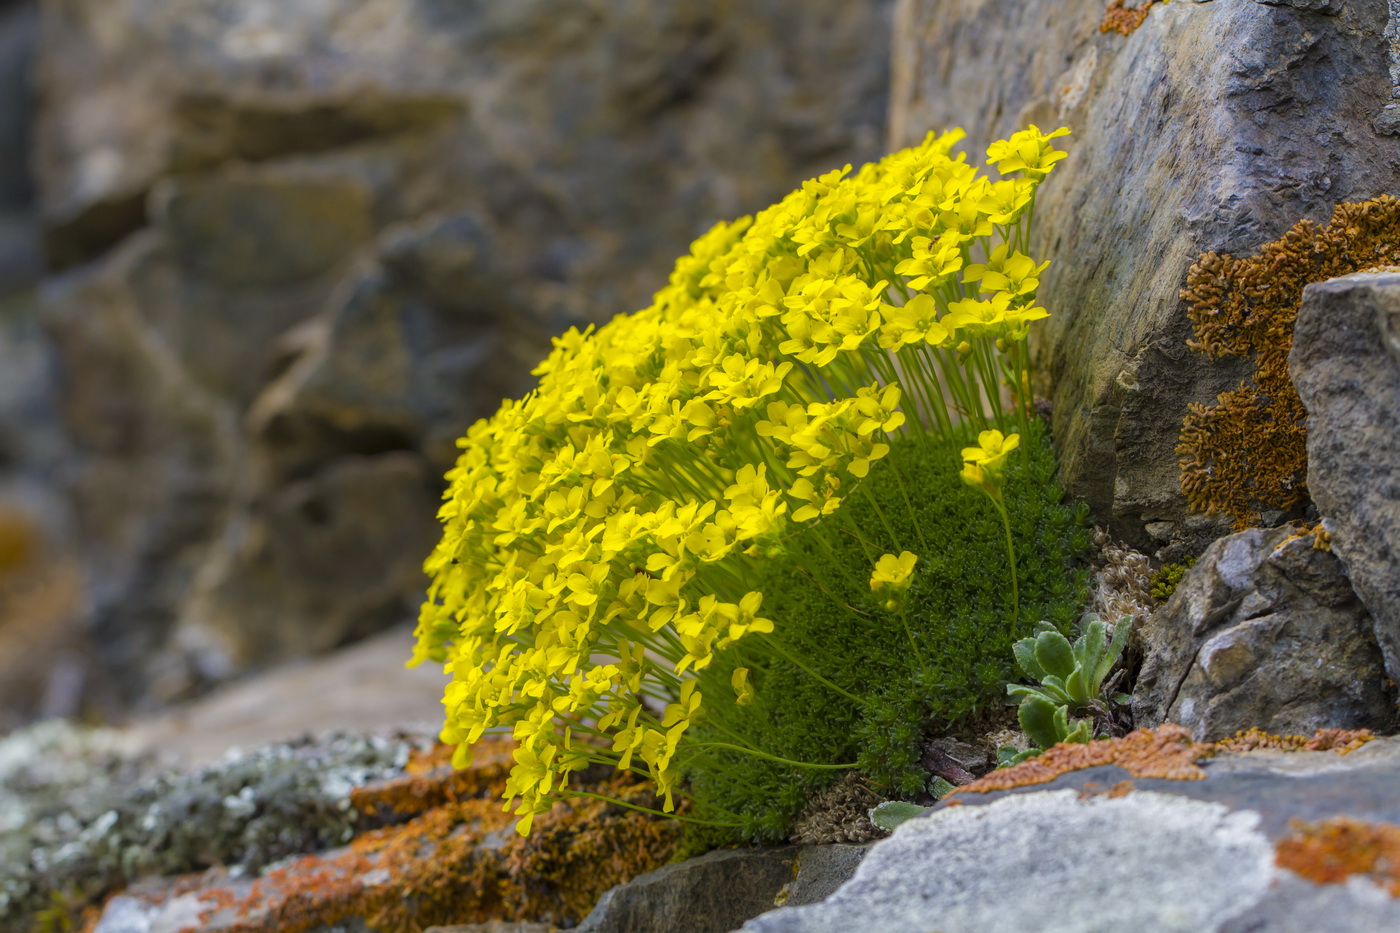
[1178,196,1400,530]
[1,727,420,933]
[1276,816,1400,896]
[1099,0,1159,36]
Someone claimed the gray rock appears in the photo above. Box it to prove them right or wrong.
[1291,272,1400,689]
[576,846,799,933]
[1132,524,1392,741]
[774,844,871,909]
[742,737,1400,933]
[424,925,554,933]
[888,0,1400,548]
[16,0,896,715]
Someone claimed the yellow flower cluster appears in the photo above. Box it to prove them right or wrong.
[411,125,1070,833]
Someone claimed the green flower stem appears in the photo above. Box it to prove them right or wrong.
[560,790,744,827]
[758,634,866,706]
[992,496,1020,634]
[691,742,857,770]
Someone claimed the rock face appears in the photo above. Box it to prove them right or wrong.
[1291,272,1400,688]
[1132,525,1392,741]
[887,0,1400,549]
[742,735,1400,933]
[19,0,895,710]
[0,0,39,296]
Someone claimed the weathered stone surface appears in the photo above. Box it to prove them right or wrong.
[14,0,895,715]
[742,738,1400,933]
[0,726,419,933]
[888,0,1400,548]
[1132,525,1392,741]
[774,844,871,909]
[1291,272,1400,688]
[576,847,799,933]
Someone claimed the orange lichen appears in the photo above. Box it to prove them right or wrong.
[1276,817,1400,896]
[184,742,679,933]
[950,724,1376,799]
[1215,727,1374,755]
[950,725,1212,796]
[1099,0,1158,35]
[1179,196,1400,529]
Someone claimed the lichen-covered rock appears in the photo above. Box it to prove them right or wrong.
[741,734,1400,933]
[1290,272,1400,688]
[0,724,420,933]
[887,0,1400,548]
[1132,525,1393,741]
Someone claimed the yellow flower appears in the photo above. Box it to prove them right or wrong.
[960,430,1020,499]
[732,667,754,705]
[870,551,918,591]
[986,125,1070,180]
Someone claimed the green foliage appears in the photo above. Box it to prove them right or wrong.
[1150,558,1196,602]
[869,800,931,833]
[1003,615,1131,761]
[683,420,1090,842]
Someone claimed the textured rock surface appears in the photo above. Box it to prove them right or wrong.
[0,723,420,932]
[18,0,895,712]
[1132,525,1392,741]
[742,737,1400,933]
[888,0,1400,548]
[576,847,800,933]
[1291,272,1400,687]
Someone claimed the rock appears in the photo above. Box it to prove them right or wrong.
[888,0,1400,547]
[14,0,896,716]
[741,734,1400,933]
[1132,525,1392,741]
[1290,272,1400,688]
[425,925,554,933]
[0,1,40,296]
[0,725,420,932]
[575,846,799,933]
[774,845,872,909]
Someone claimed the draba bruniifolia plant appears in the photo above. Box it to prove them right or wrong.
[410,126,1075,835]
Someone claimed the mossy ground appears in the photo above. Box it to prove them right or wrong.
[684,419,1091,844]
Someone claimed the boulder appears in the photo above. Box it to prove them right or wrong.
[1132,524,1392,741]
[887,0,1400,548]
[741,733,1400,933]
[1290,272,1400,688]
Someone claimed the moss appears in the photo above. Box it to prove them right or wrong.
[1276,817,1400,895]
[1178,196,1400,529]
[1149,557,1196,603]
[683,420,1091,843]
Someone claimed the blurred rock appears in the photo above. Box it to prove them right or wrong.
[1291,272,1400,688]
[0,1,39,296]
[1132,525,1393,741]
[16,0,894,715]
[888,0,1400,548]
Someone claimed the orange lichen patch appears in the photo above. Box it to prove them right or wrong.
[1276,817,1400,896]
[1271,522,1333,555]
[1179,196,1400,530]
[1215,727,1375,755]
[350,738,516,819]
[950,725,1213,797]
[187,773,678,933]
[1100,0,1157,35]
[1078,780,1137,800]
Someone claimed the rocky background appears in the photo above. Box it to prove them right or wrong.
[0,0,895,728]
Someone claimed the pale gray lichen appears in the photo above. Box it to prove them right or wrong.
[0,723,426,933]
